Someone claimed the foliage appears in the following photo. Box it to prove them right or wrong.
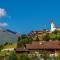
[41,53,50,60]
[42,33,50,41]
[52,30,59,34]
[17,34,32,48]
[20,38,32,44]
[21,34,27,39]
[0,45,4,51]
[4,42,9,46]
[55,54,60,60]
[4,51,60,60]
[5,52,18,60]
[4,43,17,49]
[49,33,60,40]
[18,54,30,60]
[18,53,39,60]
[17,37,21,48]
[30,55,39,60]
[36,35,39,41]
[17,37,21,42]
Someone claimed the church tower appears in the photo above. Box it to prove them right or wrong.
[50,21,56,32]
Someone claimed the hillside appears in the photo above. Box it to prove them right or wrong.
[0,28,18,45]
[28,30,60,41]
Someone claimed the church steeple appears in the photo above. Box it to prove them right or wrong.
[50,20,56,32]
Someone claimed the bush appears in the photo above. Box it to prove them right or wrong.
[18,54,30,60]
[17,35,32,48]
[5,52,18,60]
[43,33,50,41]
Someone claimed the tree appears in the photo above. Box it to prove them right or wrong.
[18,54,30,60]
[36,35,39,41]
[43,33,50,41]
[19,37,32,44]
[17,36,21,42]
[4,42,9,46]
[53,30,59,34]
[21,34,27,39]
[17,37,21,48]
[17,34,32,48]
[0,45,4,51]
[57,36,60,41]
[5,52,18,60]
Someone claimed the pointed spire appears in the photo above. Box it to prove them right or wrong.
[50,18,54,23]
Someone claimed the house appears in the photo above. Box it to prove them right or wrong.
[15,41,60,56]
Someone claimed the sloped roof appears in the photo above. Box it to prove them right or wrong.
[15,48,29,52]
[26,41,60,49]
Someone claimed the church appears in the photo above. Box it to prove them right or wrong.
[50,21,60,32]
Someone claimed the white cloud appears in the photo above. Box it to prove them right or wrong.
[0,23,8,27]
[0,8,6,17]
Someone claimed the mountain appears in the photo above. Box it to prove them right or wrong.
[0,28,19,45]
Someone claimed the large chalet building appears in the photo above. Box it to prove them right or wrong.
[15,41,60,57]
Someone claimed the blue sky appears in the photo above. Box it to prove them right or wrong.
[0,0,60,34]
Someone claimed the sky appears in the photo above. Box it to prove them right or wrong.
[0,0,60,34]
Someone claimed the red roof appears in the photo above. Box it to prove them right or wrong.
[26,41,60,49]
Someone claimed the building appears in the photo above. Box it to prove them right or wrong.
[50,21,60,32]
[50,21,56,32]
[15,41,60,56]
